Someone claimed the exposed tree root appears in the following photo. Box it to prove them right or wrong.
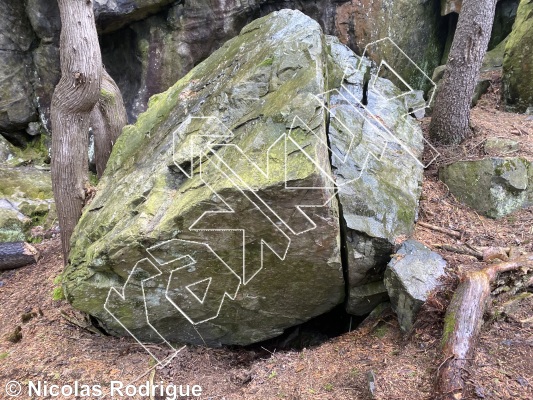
[435,254,533,399]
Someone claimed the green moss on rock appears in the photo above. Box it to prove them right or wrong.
[440,157,532,219]
[503,0,533,112]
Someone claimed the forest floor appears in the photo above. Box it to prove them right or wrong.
[0,75,532,400]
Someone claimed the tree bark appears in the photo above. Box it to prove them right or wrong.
[51,0,102,261]
[90,69,127,178]
[435,255,533,399]
[429,0,497,144]
[0,242,40,270]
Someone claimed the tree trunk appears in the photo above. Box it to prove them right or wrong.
[51,0,102,261]
[429,0,497,144]
[0,242,40,270]
[90,69,127,178]
[435,255,533,399]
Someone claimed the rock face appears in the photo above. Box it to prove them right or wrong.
[65,10,345,346]
[503,0,533,113]
[0,0,38,144]
[440,157,533,219]
[2,0,448,138]
[332,0,444,93]
[326,37,425,315]
[102,0,444,120]
[64,10,424,346]
[384,240,446,332]
[489,0,519,50]
[94,0,176,33]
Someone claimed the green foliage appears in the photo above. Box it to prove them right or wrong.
[52,274,65,301]
[52,287,65,301]
[373,324,388,338]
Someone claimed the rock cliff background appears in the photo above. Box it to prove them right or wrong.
[1,0,527,147]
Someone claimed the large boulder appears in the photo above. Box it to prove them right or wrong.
[440,157,533,219]
[384,240,446,332]
[64,10,425,346]
[65,10,345,346]
[503,0,533,113]
[326,37,425,315]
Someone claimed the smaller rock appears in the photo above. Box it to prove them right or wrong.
[404,90,426,119]
[0,136,14,164]
[5,326,22,343]
[484,137,520,155]
[439,157,532,219]
[0,200,30,242]
[432,65,446,82]
[525,107,533,116]
[472,79,491,107]
[384,239,446,332]
[347,281,389,316]
[481,37,507,73]
[25,122,42,137]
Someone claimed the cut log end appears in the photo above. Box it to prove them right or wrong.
[0,242,40,271]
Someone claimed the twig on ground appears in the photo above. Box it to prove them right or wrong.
[419,222,462,239]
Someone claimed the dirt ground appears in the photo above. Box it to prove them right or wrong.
[0,77,532,400]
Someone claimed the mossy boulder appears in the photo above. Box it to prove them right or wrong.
[440,157,533,218]
[65,10,426,346]
[65,10,345,346]
[503,0,533,113]
[0,166,54,242]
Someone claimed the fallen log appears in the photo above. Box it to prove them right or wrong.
[435,254,533,399]
[0,242,40,270]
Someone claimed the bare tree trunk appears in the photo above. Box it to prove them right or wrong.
[51,0,102,261]
[429,0,497,144]
[90,69,127,178]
